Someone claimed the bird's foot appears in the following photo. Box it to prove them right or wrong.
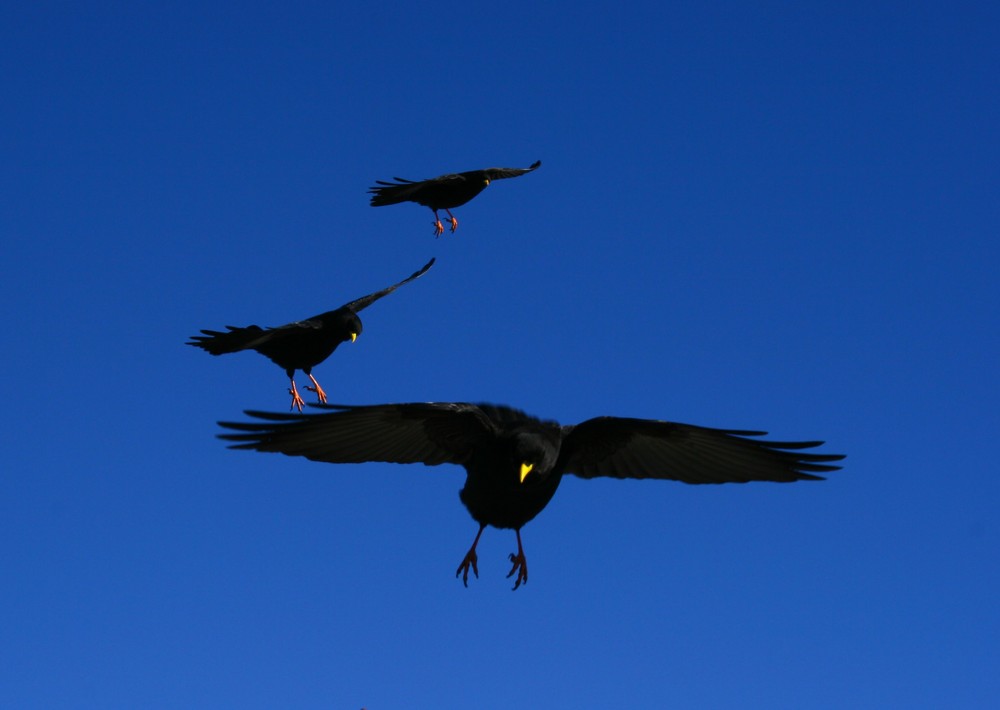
[455,549,479,587]
[305,376,328,405]
[507,550,528,590]
[288,382,306,412]
[432,219,444,237]
[304,385,326,404]
[448,216,458,233]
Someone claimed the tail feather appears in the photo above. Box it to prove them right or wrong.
[187,325,266,355]
[368,179,421,206]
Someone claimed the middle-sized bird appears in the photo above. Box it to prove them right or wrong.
[368,160,541,236]
[187,259,434,411]
[218,401,845,590]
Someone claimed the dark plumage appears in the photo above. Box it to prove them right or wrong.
[187,259,434,411]
[219,402,844,589]
[368,160,541,236]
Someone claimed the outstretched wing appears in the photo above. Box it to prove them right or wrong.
[559,416,844,484]
[480,160,541,181]
[339,258,435,313]
[219,402,497,467]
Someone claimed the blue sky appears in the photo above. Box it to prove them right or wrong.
[2,1,998,707]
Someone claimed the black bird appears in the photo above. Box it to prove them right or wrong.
[219,402,844,590]
[187,259,434,411]
[368,161,541,236]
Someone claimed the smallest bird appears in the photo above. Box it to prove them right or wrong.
[369,160,541,236]
[187,258,434,411]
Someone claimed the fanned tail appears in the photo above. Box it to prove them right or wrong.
[186,325,266,355]
[368,178,421,206]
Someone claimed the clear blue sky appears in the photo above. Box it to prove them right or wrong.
[3,2,998,707]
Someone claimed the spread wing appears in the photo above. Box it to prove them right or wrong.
[559,417,844,484]
[218,402,497,467]
[480,160,541,181]
[339,258,435,313]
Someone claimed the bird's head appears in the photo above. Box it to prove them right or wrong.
[345,313,363,343]
[510,430,559,485]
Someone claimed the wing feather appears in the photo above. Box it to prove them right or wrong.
[481,160,542,180]
[218,402,496,468]
[339,258,434,314]
[560,417,843,484]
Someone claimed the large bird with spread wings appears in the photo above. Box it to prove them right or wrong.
[219,401,844,589]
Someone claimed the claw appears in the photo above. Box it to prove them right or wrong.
[288,380,306,412]
[432,219,444,237]
[506,552,528,590]
[506,529,528,590]
[455,524,485,588]
[305,374,328,404]
[455,549,479,587]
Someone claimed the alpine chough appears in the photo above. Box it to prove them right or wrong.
[187,259,434,411]
[219,402,844,589]
[368,161,541,236]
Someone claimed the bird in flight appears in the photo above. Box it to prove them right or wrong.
[187,259,435,412]
[368,161,541,236]
[218,402,844,590]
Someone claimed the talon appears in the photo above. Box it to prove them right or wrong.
[433,220,444,237]
[507,529,529,590]
[288,381,306,412]
[456,525,485,588]
[455,551,479,587]
[305,374,328,404]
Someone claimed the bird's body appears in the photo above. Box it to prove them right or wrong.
[457,405,563,531]
[369,161,541,236]
[188,259,434,411]
[200,308,361,375]
[219,402,844,589]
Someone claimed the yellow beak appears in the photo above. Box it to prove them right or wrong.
[350,332,358,343]
[520,462,533,483]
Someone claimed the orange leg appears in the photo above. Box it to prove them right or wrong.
[444,209,458,233]
[455,524,486,587]
[304,373,328,404]
[506,528,528,590]
[288,379,306,412]
[431,210,445,237]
